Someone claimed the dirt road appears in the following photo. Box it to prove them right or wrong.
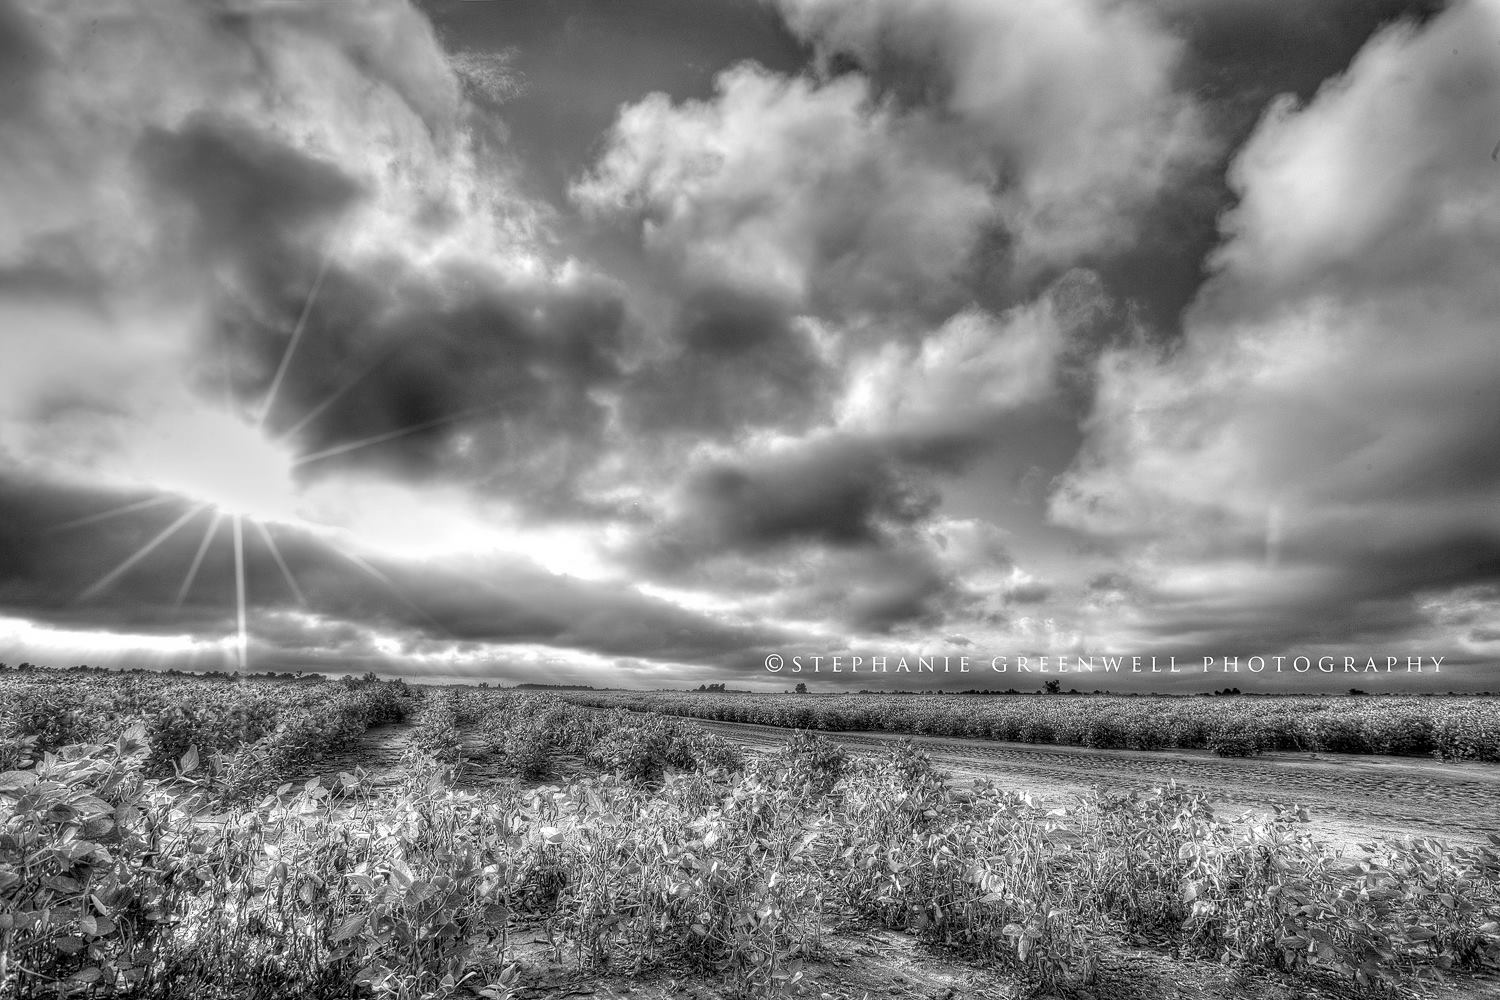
[691,717,1500,847]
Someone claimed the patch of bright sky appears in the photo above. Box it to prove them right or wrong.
[124,408,305,523]
[296,474,619,580]
[0,616,202,659]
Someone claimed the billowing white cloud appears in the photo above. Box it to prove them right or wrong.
[573,63,994,314]
[1052,0,1500,651]
[836,270,1111,442]
[1212,10,1500,297]
[838,306,1059,438]
[577,0,1212,304]
[569,0,1209,658]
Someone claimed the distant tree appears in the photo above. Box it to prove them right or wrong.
[794,682,808,694]
[1043,679,1061,695]
[1348,687,1367,696]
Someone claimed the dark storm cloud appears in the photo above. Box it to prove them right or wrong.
[1072,533,1500,670]
[618,434,1015,635]
[1157,0,1446,113]
[1136,594,1434,657]
[0,477,243,636]
[231,259,628,512]
[139,114,365,267]
[1005,581,1052,605]
[633,436,937,574]
[0,249,110,305]
[1086,572,1137,597]
[0,0,594,491]
[619,286,830,439]
[373,564,802,666]
[1328,537,1500,607]
[0,0,43,116]
[130,110,627,514]
[787,547,960,635]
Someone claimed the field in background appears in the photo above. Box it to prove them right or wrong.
[1,670,1498,1000]
[554,690,1500,761]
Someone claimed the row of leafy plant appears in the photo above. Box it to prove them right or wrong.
[0,719,806,998]
[555,690,1500,760]
[811,734,1499,994]
[408,689,744,783]
[0,666,417,795]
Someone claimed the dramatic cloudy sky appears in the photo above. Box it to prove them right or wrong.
[2,0,1497,691]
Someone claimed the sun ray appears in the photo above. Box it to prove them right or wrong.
[80,504,208,601]
[275,353,391,445]
[174,509,224,609]
[233,514,248,672]
[222,324,238,415]
[273,335,415,445]
[53,494,174,532]
[292,404,498,467]
[257,248,332,431]
[253,519,307,606]
[332,545,451,638]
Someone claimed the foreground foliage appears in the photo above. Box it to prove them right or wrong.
[1,677,1497,998]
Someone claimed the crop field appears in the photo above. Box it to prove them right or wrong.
[553,691,1500,762]
[2,669,1499,1000]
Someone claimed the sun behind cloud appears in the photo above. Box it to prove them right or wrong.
[124,409,304,524]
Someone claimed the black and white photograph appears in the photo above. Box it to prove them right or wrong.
[0,0,1497,997]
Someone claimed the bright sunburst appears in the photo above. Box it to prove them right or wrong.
[130,411,303,524]
[62,261,465,674]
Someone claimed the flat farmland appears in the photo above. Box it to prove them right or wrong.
[679,716,1500,848]
[561,690,1500,846]
[4,671,1499,1000]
